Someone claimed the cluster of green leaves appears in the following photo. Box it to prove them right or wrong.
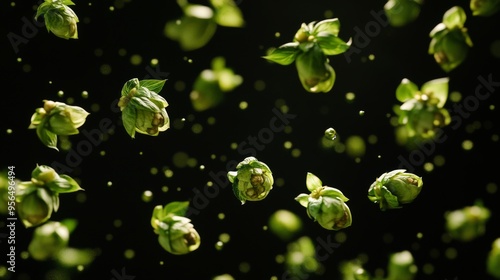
[263,18,351,93]
[393,78,451,146]
[35,0,79,39]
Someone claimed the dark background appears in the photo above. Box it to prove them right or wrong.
[1,0,499,279]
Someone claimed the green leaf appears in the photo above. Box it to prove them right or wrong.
[151,205,164,230]
[421,77,449,108]
[163,201,190,217]
[37,125,59,151]
[295,194,310,208]
[320,187,349,202]
[139,79,166,94]
[263,42,301,65]
[227,171,237,183]
[213,2,245,27]
[396,78,419,102]
[306,196,322,219]
[122,105,137,138]
[312,18,340,37]
[315,34,351,55]
[429,23,447,38]
[46,174,83,193]
[306,172,322,192]
[381,186,401,210]
[442,6,467,29]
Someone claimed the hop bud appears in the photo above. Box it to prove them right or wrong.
[368,169,423,211]
[151,201,201,255]
[29,100,89,151]
[386,250,418,280]
[157,216,201,255]
[16,186,55,228]
[227,157,274,204]
[429,6,473,72]
[35,0,79,39]
[295,44,336,93]
[28,221,70,260]
[295,172,352,230]
[119,78,170,138]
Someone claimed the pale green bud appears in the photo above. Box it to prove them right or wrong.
[17,186,55,228]
[35,0,79,39]
[368,169,423,211]
[227,157,274,204]
[386,250,418,280]
[157,216,201,255]
[445,202,491,242]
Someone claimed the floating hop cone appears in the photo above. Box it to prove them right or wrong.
[386,250,418,280]
[16,165,83,228]
[429,6,473,72]
[227,157,274,204]
[444,201,491,242]
[295,172,352,230]
[263,18,351,93]
[29,100,89,151]
[384,0,422,27]
[35,0,79,39]
[151,201,201,255]
[118,78,170,138]
[367,169,423,211]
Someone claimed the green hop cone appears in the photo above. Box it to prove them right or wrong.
[263,18,350,93]
[339,259,371,280]
[29,100,89,151]
[470,0,500,17]
[35,0,79,39]
[487,238,500,278]
[16,165,83,228]
[444,201,491,242]
[429,6,473,72]
[28,221,70,261]
[368,169,423,211]
[118,78,170,138]
[386,250,418,280]
[384,0,422,27]
[151,201,201,255]
[295,172,352,230]
[295,44,336,93]
[227,157,274,205]
[16,185,55,228]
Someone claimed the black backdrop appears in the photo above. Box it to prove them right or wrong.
[1,0,500,279]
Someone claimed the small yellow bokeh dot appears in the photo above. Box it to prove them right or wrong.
[239,101,248,110]
[6,129,13,134]
[192,123,203,134]
[100,64,112,75]
[445,247,458,259]
[107,181,113,187]
[57,90,64,97]
[283,141,293,149]
[486,182,498,194]
[150,167,158,175]
[124,249,135,259]
[291,148,301,158]
[130,54,142,65]
[423,162,434,172]
[218,213,225,220]
[461,140,474,150]
[345,92,356,102]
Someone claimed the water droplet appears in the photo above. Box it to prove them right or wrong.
[324,128,337,140]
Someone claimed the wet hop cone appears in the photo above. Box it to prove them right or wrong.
[295,172,352,230]
[263,18,350,93]
[368,169,423,211]
[16,165,83,228]
[227,157,274,204]
[29,100,89,151]
[35,0,79,39]
[118,78,170,138]
[151,201,201,255]
[429,6,473,72]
